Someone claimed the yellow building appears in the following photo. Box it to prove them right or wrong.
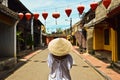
[85,0,120,63]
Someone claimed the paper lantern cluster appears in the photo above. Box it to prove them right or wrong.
[18,0,111,22]
[18,12,40,20]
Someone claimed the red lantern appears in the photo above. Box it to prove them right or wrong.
[25,13,31,20]
[42,12,48,20]
[52,12,60,25]
[90,2,98,11]
[102,0,111,9]
[18,13,24,20]
[52,12,60,19]
[33,13,39,20]
[65,8,72,17]
[77,5,85,14]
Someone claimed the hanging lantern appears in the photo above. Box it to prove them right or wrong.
[52,12,60,19]
[90,2,98,11]
[77,5,85,14]
[33,13,39,20]
[102,0,111,9]
[65,8,72,17]
[42,12,48,20]
[52,12,60,25]
[18,13,24,20]
[25,13,31,20]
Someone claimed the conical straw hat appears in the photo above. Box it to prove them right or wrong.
[48,38,72,56]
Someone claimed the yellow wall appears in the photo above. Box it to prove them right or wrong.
[93,27,104,50]
[111,28,118,62]
[94,25,118,62]
[93,27,112,51]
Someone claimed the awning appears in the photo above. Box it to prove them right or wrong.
[0,4,18,20]
[84,16,107,28]
[107,5,120,17]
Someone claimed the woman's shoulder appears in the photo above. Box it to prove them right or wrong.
[67,54,72,58]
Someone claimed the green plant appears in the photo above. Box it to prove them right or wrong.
[16,31,24,42]
[26,34,34,46]
[16,31,24,52]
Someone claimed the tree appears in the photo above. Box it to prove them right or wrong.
[56,28,63,34]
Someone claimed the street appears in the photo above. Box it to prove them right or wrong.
[5,48,107,80]
[0,0,120,80]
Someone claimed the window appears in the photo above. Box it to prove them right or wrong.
[104,29,109,45]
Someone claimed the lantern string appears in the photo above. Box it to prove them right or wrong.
[29,0,91,12]
[55,19,57,25]
[44,20,46,27]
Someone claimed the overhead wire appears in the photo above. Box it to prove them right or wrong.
[26,0,93,12]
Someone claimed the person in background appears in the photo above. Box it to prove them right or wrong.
[47,38,73,80]
[75,27,87,53]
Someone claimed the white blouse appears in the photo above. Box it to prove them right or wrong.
[47,53,73,80]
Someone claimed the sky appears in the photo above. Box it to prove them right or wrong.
[20,0,101,33]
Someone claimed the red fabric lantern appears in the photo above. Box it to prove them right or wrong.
[52,12,60,19]
[77,5,85,14]
[18,13,24,20]
[102,0,111,9]
[65,8,72,17]
[25,13,31,20]
[42,12,48,20]
[52,12,60,25]
[90,2,98,11]
[33,13,39,20]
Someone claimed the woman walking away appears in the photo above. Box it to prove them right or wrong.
[47,38,73,80]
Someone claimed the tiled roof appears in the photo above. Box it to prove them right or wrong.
[0,4,19,20]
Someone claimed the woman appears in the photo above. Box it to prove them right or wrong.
[47,38,73,80]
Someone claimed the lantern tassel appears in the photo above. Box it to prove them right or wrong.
[55,19,57,25]
[44,20,46,27]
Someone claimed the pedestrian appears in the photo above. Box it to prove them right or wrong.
[75,28,87,53]
[47,38,73,80]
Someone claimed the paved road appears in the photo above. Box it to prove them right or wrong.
[5,48,107,80]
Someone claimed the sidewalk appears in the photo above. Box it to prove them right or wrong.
[73,46,120,80]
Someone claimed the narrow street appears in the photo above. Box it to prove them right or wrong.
[0,0,120,80]
[5,48,108,80]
